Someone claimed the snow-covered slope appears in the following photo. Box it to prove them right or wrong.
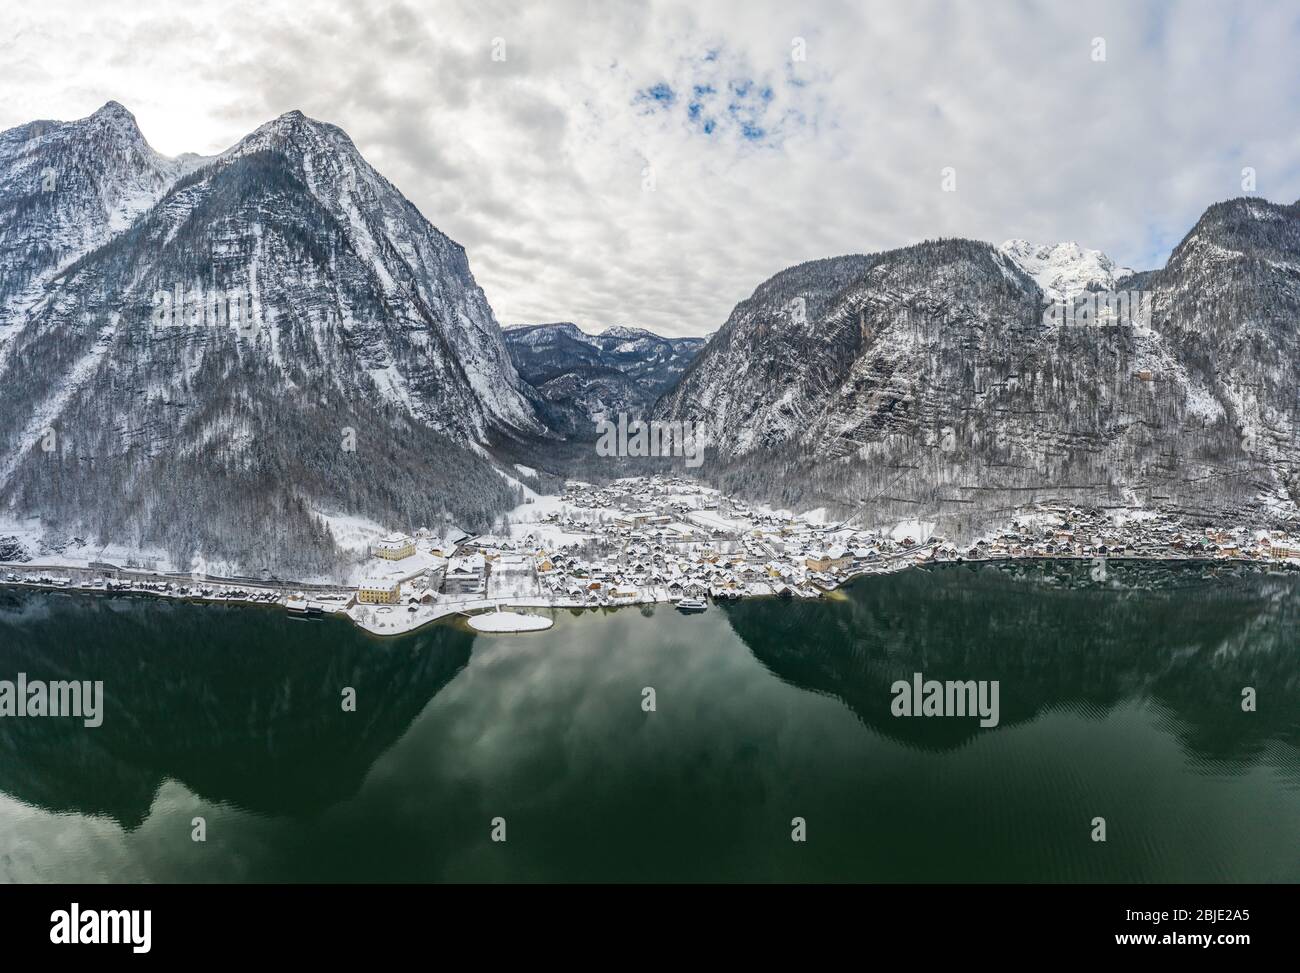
[999,239,1135,299]
[218,111,542,439]
[0,102,207,354]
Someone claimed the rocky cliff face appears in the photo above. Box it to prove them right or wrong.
[0,102,203,334]
[0,103,542,573]
[1146,199,1300,478]
[656,202,1300,534]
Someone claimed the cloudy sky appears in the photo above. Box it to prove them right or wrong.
[4,0,1299,336]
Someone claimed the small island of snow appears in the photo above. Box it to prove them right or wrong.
[468,610,554,633]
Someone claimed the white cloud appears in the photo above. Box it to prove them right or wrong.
[3,0,1299,336]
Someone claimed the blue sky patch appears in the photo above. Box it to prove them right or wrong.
[634,82,677,112]
[631,46,822,148]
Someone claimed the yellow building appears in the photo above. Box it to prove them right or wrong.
[375,533,415,560]
[805,549,852,572]
[358,577,400,604]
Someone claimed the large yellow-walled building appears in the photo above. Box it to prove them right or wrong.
[375,533,415,560]
[358,578,400,604]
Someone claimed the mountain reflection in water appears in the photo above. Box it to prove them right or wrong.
[0,560,1295,882]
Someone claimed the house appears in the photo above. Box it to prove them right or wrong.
[375,532,415,560]
[358,577,401,605]
[613,511,658,529]
[447,526,472,546]
[443,554,486,595]
[851,546,879,566]
[1270,539,1299,559]
[805,547,852,572]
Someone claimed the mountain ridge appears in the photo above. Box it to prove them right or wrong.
[4,99,1297,566]
[0,102,544,573]
[504,321,705,435]
[653,200,1300,535]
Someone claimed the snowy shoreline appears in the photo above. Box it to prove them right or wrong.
[4,475,1298,639]
[3,549,1294,641]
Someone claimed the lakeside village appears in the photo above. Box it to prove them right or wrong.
[3,475,1300,637]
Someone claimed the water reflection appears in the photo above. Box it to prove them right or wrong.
[0,590,473,827]
[721,561,1300,762]
[0,561,1297,882]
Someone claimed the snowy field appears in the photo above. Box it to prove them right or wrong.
[500,492,590,549]
[310,508,392,556]
[486,558,542,600]
[0,513,174,571]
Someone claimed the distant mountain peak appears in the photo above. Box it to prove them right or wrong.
[999,238,1133,299]
[224,109,358,165]
[83,100,150,141]
[504,321,707,434]
[92,99,133,118]
[264,108,328,134]
[599,325,656,340]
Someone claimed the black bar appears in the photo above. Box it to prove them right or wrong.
[0,884,1285,959]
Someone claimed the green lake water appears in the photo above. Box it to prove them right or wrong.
[0,560,1296,882]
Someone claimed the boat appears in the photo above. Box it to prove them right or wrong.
[675,598,707,613]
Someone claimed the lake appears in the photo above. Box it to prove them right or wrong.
[0,560,1296,882]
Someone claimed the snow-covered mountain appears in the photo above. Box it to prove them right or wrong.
[1145,198,1300,480]
[0,103,543,573]
[0,102,206,340]
[656,200,1300,533]
[216,110,542,440]
[999,239,1136,299]
[5,100,1295,565]
[504,322,705,434]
